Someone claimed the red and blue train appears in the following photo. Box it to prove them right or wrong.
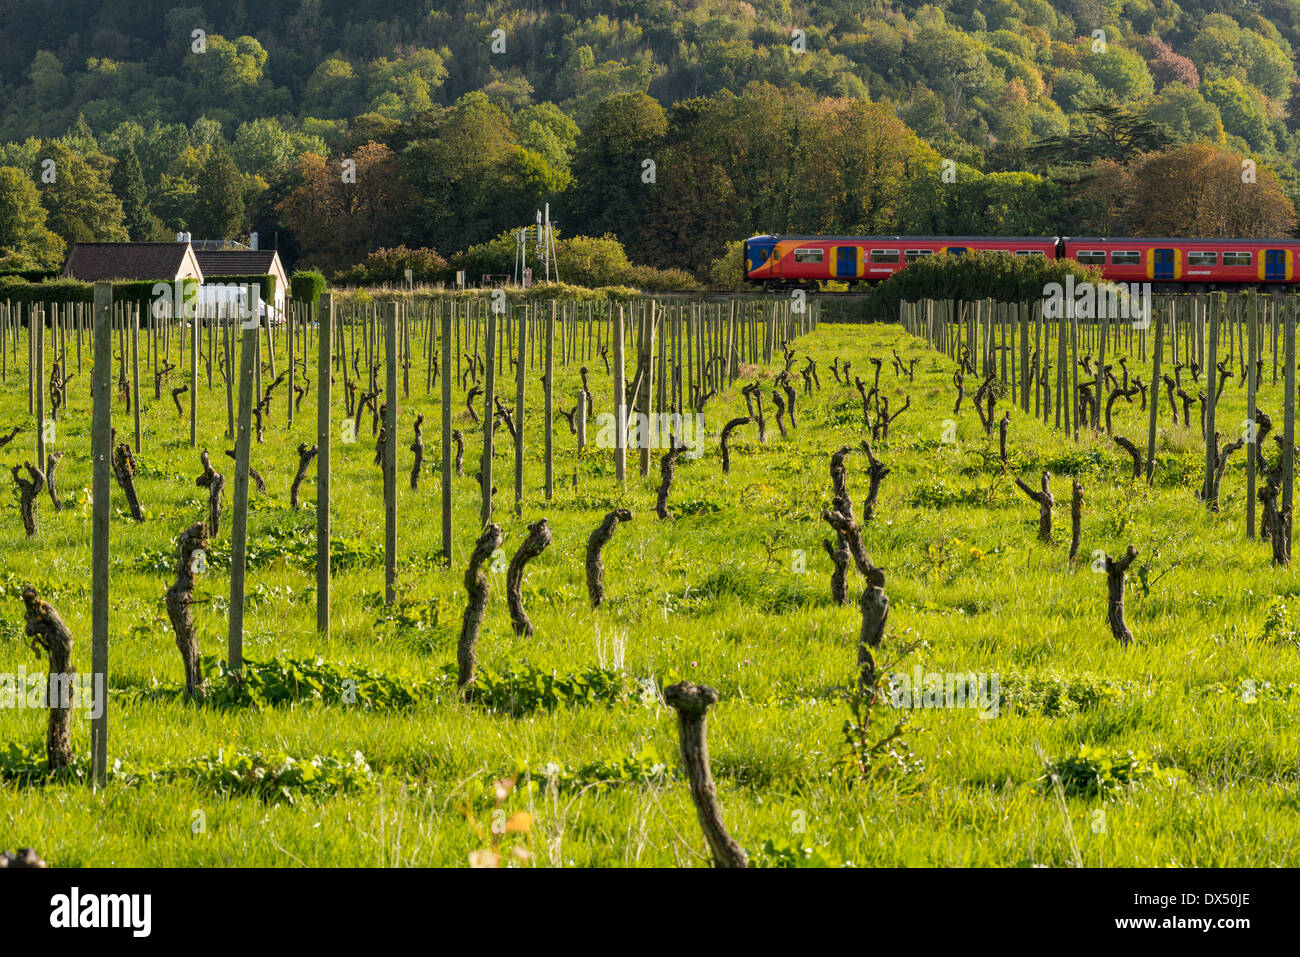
[744,235,1300,292]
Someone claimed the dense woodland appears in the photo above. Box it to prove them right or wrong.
[1,0,1299,285]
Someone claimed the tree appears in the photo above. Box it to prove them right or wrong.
[109,143,154,241]
[277,142,408,273]
[0,166,65,269]
[1124,143,1296,238]
[568,92,667,244]
[190,143,246,239]
[1026,104,1174,166]
[34,142,127,244]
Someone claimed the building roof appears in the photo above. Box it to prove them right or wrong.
[62,242,203,282]
[193,249,283,277]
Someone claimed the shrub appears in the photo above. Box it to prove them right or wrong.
[290,269,326,302]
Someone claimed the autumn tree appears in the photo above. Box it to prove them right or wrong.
[277,142,409,274]
[1123,143,1296,237]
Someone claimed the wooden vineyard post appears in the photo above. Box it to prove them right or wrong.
[514,302,527,516]
[317,294,332,635]
[35,306,44,468]
[1146,312,1162,485]
[481,304,497,526]
[1247,293,1258,538]
[90,284,112,789]
[1283,300,1296,558]
[222,304,234,440]
[638,302,657,477]
[131,304,141,453]
[1203,295,1219,503]
[189,301,198,447]
[228,307,259,674]
[577,390,587,449]
[1094,313,1106,432]
[441,303,452,565]
[1070,307,1079,443]
[384,302,398,605]
[614,306,627,487]
[287,298,295,428]
[545,300,555,501]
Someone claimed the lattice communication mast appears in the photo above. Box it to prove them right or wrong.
[514,203,559,287]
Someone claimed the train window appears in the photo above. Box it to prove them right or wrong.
[870,249,900,263]
[1111,251,1140,265]
[793,248,824,263]
[1223,251,1252,266]
[1188,251,1217,266]
[904,249,933,263]
[1076,250,1106,265]
[1014,250,1036,256]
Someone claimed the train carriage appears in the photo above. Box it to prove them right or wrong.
[747,233,1300,292]
[744,235,1056,291]
[1061,237,1300,291]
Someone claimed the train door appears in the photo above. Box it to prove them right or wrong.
[1265,249,1286,281]
[947,247,967,256]
[1153,248,1175,281]
[836,246,857,279]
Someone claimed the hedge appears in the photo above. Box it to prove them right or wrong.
[290,270,326,303]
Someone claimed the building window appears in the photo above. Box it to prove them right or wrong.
[1188,251,1217,266]
[870,249,900,263]
[1223,251,1252,266]
[794,248,824,263]
[1076,250,1106,265]
[1111,251,1140,265]
[904,249,933,263]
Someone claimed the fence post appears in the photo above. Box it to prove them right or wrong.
[441,302,453,565]
[385,302,398,604]
[90,283,112,789]
[545,300,555,501]
[228,306,259,673]
[614,306,627,487]
[317,294,332,634]
[481,305,497,526]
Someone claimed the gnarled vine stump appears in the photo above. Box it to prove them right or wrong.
[655,446,684,519]
[22,587,75,770]
[719,416,751,474]
[45,452,63,512]
[166,522,209,699]
[506,518,551,638]
[458,523,503,697]
[1014,471,1054,544]
[452,429,464,476]
[409,414,424,490]
[587,508,632,608]
[663,681,749,869]
[12,462,46,536]
[1104,545,1138,646]
[291,442,318,508]
[196,449,225,536]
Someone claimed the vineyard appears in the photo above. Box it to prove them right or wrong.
[1,287,1298,868]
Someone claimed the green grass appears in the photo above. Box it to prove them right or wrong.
[1,309,1298,867]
